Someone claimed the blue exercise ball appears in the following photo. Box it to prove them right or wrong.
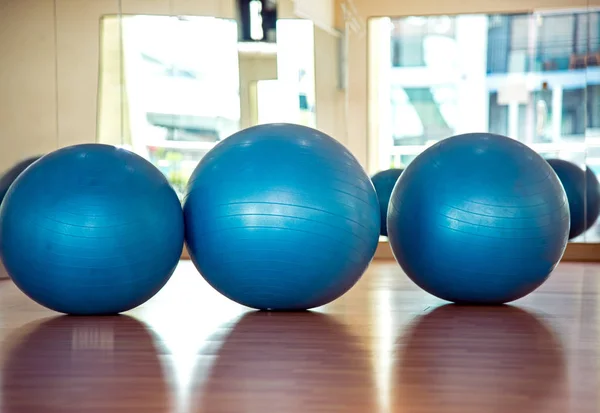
[184,123,380,310]
[371,168,403,236]
[546,159,600,239]
[0,155,42,204]
[387,133,570,304]
[0,144,184,315]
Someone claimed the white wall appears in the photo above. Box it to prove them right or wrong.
[239,53,279,129]
[294,0,335,32]
[0,0,59,169]
[314,26,346,143]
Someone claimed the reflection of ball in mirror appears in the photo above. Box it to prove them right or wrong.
[196,312,376,413]
[2,316,170,413]
[371,168,404,236]
[546,159,600,239]
[396,305,566,413]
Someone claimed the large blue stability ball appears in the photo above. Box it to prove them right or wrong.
[546,159,600,239]
[371,168,403,236]
[0,144,184,315]
[388,133,570,304]
[184,123,380,310]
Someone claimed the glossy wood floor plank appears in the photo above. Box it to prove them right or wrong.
[0,260,597,412]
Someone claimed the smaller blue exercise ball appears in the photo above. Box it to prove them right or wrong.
[0,144,184,315]
[388,133,570,304]
[0,155,42,204]
[546,159,600,239]
[371,168,403,236]
[184,123,380,310]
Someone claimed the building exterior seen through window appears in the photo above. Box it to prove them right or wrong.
[372,9,600,241]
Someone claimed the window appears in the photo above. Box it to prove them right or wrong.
[488,92,508,136]
[98,15,241,198]
[487,15,512,74]
[509,14,530,73]
[391,86,457,145]
[563,88,586,136]
[536,14,575,71]
[371,9,594,171]
[588,85,600,129]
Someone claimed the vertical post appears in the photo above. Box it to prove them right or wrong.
[455,15,489,134]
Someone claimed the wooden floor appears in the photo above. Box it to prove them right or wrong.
[0,260,597,412]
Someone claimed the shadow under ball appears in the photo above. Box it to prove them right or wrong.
[396,305,566,413]
[197,311,376,413]
[387,133,570,304]
[2,316,169,413]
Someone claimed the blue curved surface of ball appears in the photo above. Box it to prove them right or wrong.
[184,123,380,310]
[0,144,184,315]
[387,133,570,304]
[371,168,403,236]
[546,159,600,239]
